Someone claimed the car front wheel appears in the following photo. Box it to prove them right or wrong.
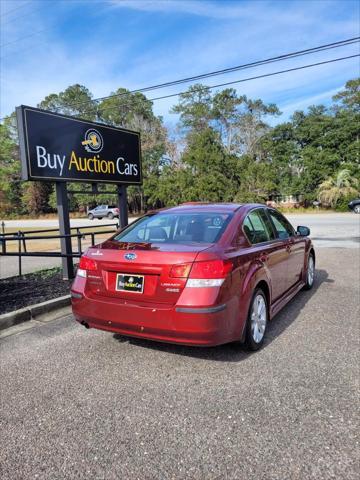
[354,205,360,214]
[88,213,94,220]
[245,288,268,351]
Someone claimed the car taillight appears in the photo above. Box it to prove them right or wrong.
[169,263,192,278]
[77,256,97,278]
[187,259,232,288]
[189,259,232,278]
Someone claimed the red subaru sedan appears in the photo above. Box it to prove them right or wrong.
[71,203,315,350]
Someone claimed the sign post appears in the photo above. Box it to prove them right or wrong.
[117,184,128,229]
[16,106,142,279]
[55,182,74,279]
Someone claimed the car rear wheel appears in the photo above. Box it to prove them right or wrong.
[107,212,114,219]
[88,213,94,220]
[245,288,268,351]
[303,254,315,290]
[354,205,360,214]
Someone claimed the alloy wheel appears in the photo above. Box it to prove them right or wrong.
[250,294,267,344]
[307,255,315,286]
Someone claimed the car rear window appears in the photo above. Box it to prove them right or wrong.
[114,213,233,244]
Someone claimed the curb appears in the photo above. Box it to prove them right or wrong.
[0,295,71,331]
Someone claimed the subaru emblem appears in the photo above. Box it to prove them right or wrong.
[124,253,137,260]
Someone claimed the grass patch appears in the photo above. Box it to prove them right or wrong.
[277,207,338,214]
[34,267,62,279]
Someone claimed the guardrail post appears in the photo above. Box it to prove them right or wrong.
[76,228,82,255]
[18,231,22,276]
[56,182,74,279]
[20,230,27,253]
[1,221,5,235]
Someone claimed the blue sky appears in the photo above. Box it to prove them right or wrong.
[1,0,359,128]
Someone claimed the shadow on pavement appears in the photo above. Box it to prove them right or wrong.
[113,268,332,362]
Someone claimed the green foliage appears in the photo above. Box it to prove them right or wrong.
[0,116,22,215]
[335,194,357,212]
[38,84,97,120]
[332,78,360,113]
[318,169,359,208]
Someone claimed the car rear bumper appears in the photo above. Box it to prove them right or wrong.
[71,291,231,346]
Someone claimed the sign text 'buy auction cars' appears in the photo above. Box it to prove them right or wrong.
[16,106,142,184]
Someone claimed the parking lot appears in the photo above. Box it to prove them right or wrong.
[0,218,359,479]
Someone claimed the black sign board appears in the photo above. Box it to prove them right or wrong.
[16,106,142,184]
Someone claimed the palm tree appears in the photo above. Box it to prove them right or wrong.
[318,169,359,208]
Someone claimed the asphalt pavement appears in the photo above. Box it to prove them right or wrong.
[1,213,359,278]
[0,247,359,479]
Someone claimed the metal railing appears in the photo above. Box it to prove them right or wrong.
[0,222,119,276]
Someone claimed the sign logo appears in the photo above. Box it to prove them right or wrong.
[81,128,103,153]
[124,253,137,260]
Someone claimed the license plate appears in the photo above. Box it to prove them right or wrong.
[116,273,144,293]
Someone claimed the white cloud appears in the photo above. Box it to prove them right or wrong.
[109,0,258,19]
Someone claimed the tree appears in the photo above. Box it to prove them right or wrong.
[232,98,280,157]
[0,116,22,215]
[170,128,238,202]
[171,84,212,133]
[38,84,97,120]
[211,88,245,152]
[318,169,359,208]
[332,78,360,113]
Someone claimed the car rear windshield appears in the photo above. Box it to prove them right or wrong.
[114,213,233,244]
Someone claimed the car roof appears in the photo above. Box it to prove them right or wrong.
[151,202,266,214]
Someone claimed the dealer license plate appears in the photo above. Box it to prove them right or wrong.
[116,274,144,293]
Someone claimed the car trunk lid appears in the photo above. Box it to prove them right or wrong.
[83,240,212,305]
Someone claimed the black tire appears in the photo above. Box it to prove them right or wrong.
[303,253,315,290]
[354,205,360,214]
[88,213,94,220]
[98,217,103,220]
[107,212,114,219]
[245,288,268,351]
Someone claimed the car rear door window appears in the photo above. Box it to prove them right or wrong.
[243,209,273,244]
[268,210,294,239]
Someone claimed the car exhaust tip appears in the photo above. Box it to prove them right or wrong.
[81,321,90,329]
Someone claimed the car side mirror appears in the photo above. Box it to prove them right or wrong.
[297,225,310,236]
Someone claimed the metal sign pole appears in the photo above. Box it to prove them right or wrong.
[55,182,74,279]
[117,185,128,229]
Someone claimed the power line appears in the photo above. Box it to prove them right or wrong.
[0,1,31,18]
[114,38,360,96]
[79,54,359,119]
[0,27,49,48]
[1,4,47,25]
[42,37,360,111]
[0,52,358,122]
